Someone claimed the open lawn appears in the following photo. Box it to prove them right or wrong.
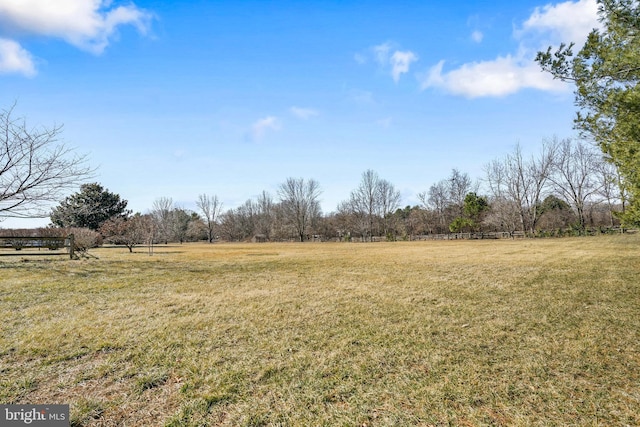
[1,236,639,426]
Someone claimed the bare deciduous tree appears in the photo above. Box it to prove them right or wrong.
[255,190,274,240]
[344,170,402,241]
[418,169,474,234]
[100,213,153,253]
[151,197,174,243]
[336,199,367,241]
[196,193,222,243]
[483,197,522,234]
[0,104,93,219]
[448,168,474,215]
[597,161,624,227]
[484,142,556,235]
[377,178,401,238]
[549,138,604,230]
[418,181,448,233]
[349,169,381,241]
[278,177,321,242]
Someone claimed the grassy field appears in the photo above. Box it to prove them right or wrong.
[1,235,639,426]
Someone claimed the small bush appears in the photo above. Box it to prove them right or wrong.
[66,227,102,252]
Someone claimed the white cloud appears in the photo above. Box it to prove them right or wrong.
[421,57,565,98]
[251,116,281,140]
[471,30,484,43]
[353,52,367,65]
[390,50,418,82]
[365,42,418,82]
[0,0,151,76]
[373,42,391,65]
[290,107,319,120]
[421,0,599,98]
[0,38,35,76]
[522,0,599,44]
[0,0,152,54]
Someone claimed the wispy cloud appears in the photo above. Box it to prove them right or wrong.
[420,0,600,98]
[390,51,418,82]
[362,42,418,82]
[347,89,376,106]
[373,42,391,65]
[0,38,35,76]
[353,52,367,65]
[250,116,281,141]
[0,0,152,76]
[290,107,319,120]
[471,30,484,43]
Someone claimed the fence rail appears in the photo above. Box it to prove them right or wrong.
[412,231,524,241]
[410,227,632,241]
[0,234,75,259]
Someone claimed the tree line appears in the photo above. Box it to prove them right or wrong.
[1,0,638,246]
[33,135,626,250]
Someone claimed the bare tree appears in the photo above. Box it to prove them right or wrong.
[342,170,402,241]
[377,178,401,238]
[418,181,449,233]
[218,208,241,241]
[484,197,522,234]
[196,193,222,243]
[549,138,604,230]
[255,190,274,240]
[484,142,556,235]
[100,213,152,253]
[278,177,321,242]
[238,199,258,239]
[349,170,380,241]
[596,161,624,227]
[418,169,474,234]
[218,192,275,241]
[219,198,266,242]
[483,158,526,233]
[448,168,474,215]
[336,199,368,241]
[151,197,173,243]
[0,104,93,219]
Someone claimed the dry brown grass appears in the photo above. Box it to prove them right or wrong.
[1,235,639,426]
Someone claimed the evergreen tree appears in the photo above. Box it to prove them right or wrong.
[449,192,489,232]
[536,0,640,226]
[50,183,130,230]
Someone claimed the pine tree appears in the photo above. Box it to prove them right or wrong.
[50,183,130,230]
[536,0,640,226]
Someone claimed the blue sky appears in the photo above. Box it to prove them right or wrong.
[0,0,600,228]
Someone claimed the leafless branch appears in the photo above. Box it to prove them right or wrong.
[0,104,94,219]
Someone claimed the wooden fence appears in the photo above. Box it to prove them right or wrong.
[412,231,525,241]
[0,234,75,259]
[409,227,632,241]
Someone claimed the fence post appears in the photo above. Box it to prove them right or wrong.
[68,234,75,259]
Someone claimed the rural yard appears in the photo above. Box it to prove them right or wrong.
[1,235,639,426]
[2,0,639,425]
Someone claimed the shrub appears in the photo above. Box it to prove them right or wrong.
[66,227,102,252]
